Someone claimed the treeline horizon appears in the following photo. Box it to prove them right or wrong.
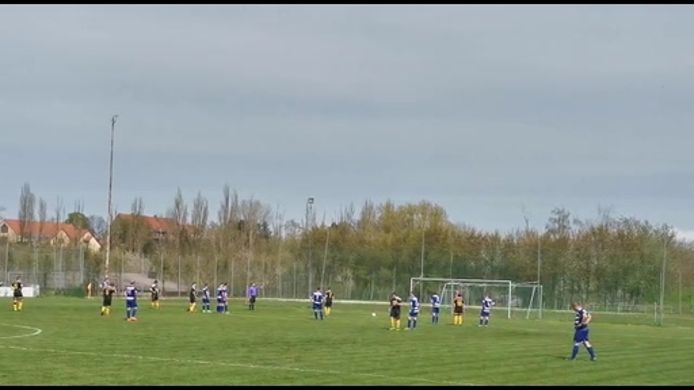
[6,183,694,313]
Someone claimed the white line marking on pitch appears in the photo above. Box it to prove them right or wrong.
[1,344,466,385]
[0,324,43,339]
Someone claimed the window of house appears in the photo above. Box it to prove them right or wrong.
[0,224,8,234]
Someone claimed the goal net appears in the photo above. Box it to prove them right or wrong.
[409,277,543,319]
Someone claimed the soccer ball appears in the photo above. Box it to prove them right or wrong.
[371,312,376,317]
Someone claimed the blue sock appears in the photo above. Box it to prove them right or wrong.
[484,319,489,326]
[479,319,483,325]
[314,310,318,319]
[132,307,138,318]
[571,345,579,359]
[413,319,417,328]
[126,308,131,318]
[587,347,596,359]
[407,319,411,328]
[320,310,324,320]
[432,316,435,324]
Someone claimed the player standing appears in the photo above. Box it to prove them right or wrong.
[247,282,258,311]
[150,280,160,309]
[430,292,441,324]
[201,283,211,313]
[101,282,116,316]
[125,281,138,322]
[453,292,465,326]
[479,294,495,327]
[389,292,402,331]
[11,276,23,312]
[311,287,324,320]
[187,282,197,313]
[324,287,335,316]
[569,302,597,361]
[406,292,420,330]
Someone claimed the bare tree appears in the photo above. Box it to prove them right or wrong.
[191,191,209,284]
[38,198,47,242]
[18,183,36,242]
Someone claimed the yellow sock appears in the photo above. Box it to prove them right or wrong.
[396,319,401,329]
[461,316,464,324]
[18,302,23,311]
[12,302,17,311]
[101,307,105,314]
[106,307,111,315]
[156,302,160,309]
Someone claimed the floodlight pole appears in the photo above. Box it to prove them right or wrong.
[105,115,117,280]
[306,197,314,296]
[659,236,667,326]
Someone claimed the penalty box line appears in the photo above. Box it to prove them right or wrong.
[1,344,467,385]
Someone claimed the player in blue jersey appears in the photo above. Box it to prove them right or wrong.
[247,282,259,311]
[201,283,211,313]
[569,302,597,361]
[389,292,402,331]
[124,281,138,322]
[222,282,230,314]
[430,292,441,324]
[406,292,420,330]
[311,287,324,320]
[216,283,225,314]
[479,294,495,327]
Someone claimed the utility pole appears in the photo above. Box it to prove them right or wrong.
[306,197,314,296]
[105,115,117,279]
[659,236,668,326]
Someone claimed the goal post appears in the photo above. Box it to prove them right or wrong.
[409,277,543,320]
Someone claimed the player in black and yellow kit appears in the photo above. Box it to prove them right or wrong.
[100,282,116,316]
[389,292,402,331]
[453,292,464,325]
[186,283,197,312]
[150,280,160,309]
[324,288,335,316]
[11,277,23,311]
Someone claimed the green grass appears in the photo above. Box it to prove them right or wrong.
[1,297,693,385]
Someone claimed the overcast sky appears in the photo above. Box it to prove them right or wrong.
[1,5,693,237]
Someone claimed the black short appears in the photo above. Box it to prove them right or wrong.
[454,306,463,314]
[14,292,23,299]
[151,294,159,301]
[249,296,256,304]
[390,309,401,319]
[189,296,196,304]
[325,301,333,308]
[103,297,112,306]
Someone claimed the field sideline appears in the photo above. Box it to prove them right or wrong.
[1,297,693,385]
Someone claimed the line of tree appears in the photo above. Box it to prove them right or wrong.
[100,184,694,312]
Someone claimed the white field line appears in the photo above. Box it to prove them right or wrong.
[0,324,42,339]
[2,344,468,385]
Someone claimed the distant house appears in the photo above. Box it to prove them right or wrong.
[113,213,179,242]
[0,219,102,253]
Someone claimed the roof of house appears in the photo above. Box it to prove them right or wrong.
[114,213,192,233]
[1,219,96,243]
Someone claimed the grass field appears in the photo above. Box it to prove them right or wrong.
[1,296,693,385]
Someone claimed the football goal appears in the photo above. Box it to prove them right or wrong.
[409,277,543,319]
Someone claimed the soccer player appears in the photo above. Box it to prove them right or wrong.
[125,281,138,321]
[150,280,160,309]
[247,282,258,311]
[222,282,230,314]
[216,283,225,314]
[101,282,116,316]
[453,292,465,325]
[11,276,23,311]
[324,287,335,316]
[389,292,402,331]
[430,292,441,324]
[479,294,495,327]
[569,302,597,361]
[187,282,197,313]
[406,292,420,330]
[311,287,324,320]
[201,283,211,313]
